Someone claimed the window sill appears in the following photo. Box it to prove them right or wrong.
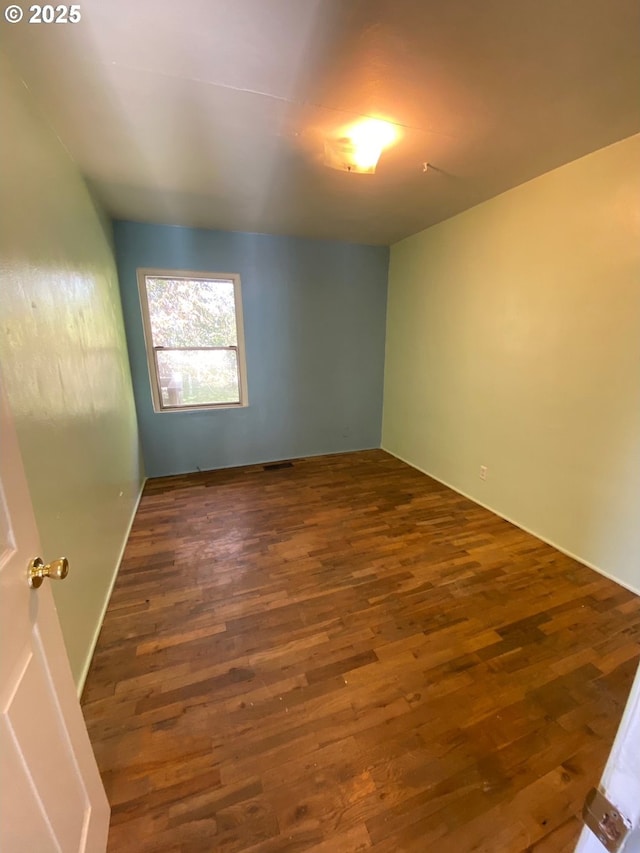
[152,401,249,414]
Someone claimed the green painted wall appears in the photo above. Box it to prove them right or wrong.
[383,135,640,593]
[0,53,144,689]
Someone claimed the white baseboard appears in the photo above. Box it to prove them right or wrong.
[381,446,640,598]
[77,478,147,698]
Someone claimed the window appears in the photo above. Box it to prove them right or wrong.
[137,269,248,412]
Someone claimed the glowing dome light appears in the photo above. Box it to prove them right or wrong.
[349,119,397,170]
[324,118,398,174]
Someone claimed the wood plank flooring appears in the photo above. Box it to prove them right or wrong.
[82,450,640,853]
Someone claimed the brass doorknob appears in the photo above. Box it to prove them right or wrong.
[28,557,69,589]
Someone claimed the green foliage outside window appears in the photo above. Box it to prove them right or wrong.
[145,277,240,406]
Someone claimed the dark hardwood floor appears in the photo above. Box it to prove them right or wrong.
[82,450,640,852]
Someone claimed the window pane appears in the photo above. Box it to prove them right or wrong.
[156,349,240,407]
[146,278,237,348]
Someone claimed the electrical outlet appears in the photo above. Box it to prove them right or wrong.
[479,465,488,480]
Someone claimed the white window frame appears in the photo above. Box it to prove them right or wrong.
[136,268,249,413]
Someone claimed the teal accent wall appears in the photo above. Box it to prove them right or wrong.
[114,221,389,477]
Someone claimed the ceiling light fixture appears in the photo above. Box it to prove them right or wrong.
[324,118,397,174]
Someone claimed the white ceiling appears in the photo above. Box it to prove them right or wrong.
[2,0,639,245]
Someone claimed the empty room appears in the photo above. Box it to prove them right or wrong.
[1,1,639,851]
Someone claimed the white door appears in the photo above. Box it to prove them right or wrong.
[575,661,640,852]
[0,378,109,852]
